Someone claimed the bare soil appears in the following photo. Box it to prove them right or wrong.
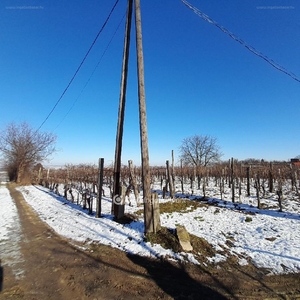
[1,183,300,300]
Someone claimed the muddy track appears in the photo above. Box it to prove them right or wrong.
[1,183,300,300]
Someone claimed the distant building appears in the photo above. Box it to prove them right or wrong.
[291,158,300,167]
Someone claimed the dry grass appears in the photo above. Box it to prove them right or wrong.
[136,198,206,216]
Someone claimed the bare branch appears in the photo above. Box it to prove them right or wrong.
[179,134,222,168]
[0,122,56,183]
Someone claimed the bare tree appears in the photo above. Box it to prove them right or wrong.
[0,122,56,183]
[179,135,222,168]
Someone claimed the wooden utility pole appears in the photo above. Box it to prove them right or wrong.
[113,0,133,217]
[112,0,160,232]
[135,0,160,233]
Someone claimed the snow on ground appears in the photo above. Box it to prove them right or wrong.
[1,176,300,275]
[0,183,15,243]
[0,176,25,279]
[17,185,183,261]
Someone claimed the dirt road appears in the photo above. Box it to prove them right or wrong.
[1,183,300,299]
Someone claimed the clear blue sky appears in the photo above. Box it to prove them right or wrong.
[1,0,299,167]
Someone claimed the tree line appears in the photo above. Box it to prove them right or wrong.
[1,122,298,207]
[1,121,298,236]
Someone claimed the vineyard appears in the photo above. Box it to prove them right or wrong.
[17,158,300,275]
[33,159,300,214]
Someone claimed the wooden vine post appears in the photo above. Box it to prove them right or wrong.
[166,160,174,198]
[180,159,184,193]
[255,172,261,209]
[171,150,175,188]
[269,162,274,193]
[277,168,283,212]
[96,158,104,218]
[220,169,224,200]
[128,160,140,206]
[246,165,250,197]
[231,157,235,203]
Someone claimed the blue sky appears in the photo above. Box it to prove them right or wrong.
[1,0,299,167]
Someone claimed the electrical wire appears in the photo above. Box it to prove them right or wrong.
[181,0,300,84]
[53,13,126,131]
[36,0,120,132]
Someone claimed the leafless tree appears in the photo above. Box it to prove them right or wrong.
[0,122,56,183]
[179,135,222,168]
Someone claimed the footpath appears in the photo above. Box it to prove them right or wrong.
[0,183,227,300]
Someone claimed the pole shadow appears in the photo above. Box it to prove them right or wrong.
[127,254,228,300]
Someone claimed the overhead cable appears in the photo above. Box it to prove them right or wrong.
[36,0,120,132]
[53,12,126,131]
[181,0,300,84]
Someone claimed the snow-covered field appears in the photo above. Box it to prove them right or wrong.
[1,174,300,275]
[16,178,300,275]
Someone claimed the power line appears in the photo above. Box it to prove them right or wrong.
[54,13,126,131]
[36,0,120,132]
[181,0,300,84]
